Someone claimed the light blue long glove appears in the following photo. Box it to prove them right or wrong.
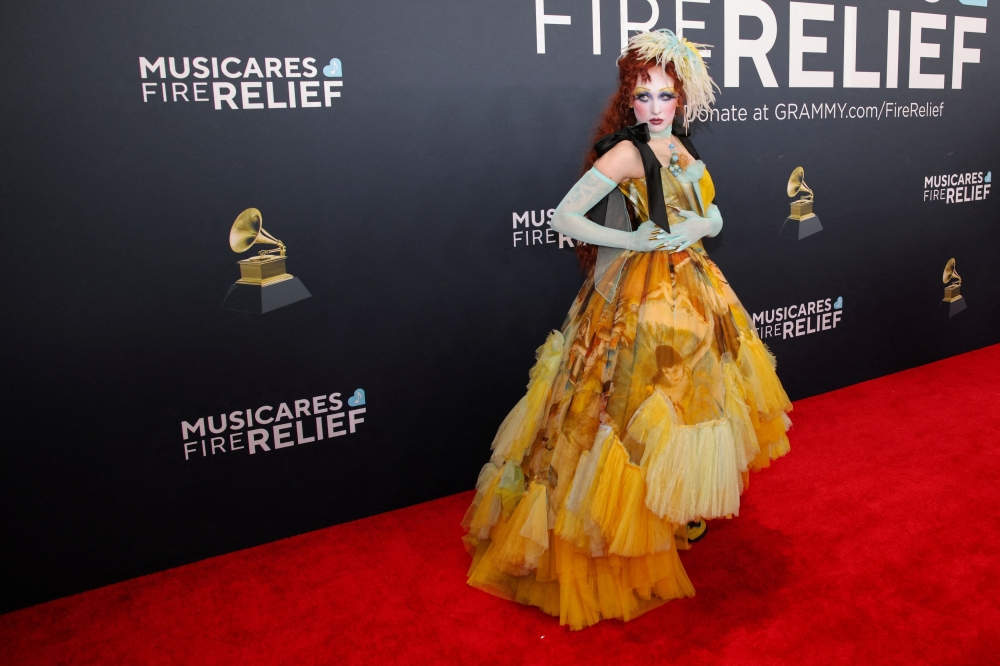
[550,168,669,251]
[662,204,723,252]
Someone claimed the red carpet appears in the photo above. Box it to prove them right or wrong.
[2,345,1000,665]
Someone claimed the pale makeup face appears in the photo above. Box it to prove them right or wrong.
[632,67,678,132]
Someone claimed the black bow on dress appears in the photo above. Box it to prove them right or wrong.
[594,123,650,157]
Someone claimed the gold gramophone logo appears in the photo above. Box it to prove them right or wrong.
[941,258,967,318]
[780,167,823,240]
[221,208,311,314]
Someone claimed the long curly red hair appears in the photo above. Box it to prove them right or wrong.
[575,54,686,273]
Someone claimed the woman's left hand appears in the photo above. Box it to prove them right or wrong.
[662,207,723,252]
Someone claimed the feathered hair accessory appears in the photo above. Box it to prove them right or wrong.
[621,29,718,126]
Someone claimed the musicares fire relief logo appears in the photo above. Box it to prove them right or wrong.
[181,389,367,461]
[531,0,988,95]
[138,56,343,110]
[752,296,844,340]
[511,207,576,249]
[923,170,991,203]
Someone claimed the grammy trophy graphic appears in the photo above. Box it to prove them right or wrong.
[221,208,311,314]
[780,167,823,240]
[941,258,967,318]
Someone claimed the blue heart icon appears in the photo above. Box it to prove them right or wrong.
[833,296,843,310]
[348,388,365,407]
[985,171,992,184]
[323,58,342,77]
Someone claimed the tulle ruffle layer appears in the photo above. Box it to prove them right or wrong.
[464,428,696,630]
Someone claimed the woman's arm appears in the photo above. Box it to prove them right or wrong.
[549,142,666,251]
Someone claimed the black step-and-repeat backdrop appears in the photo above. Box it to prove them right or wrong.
[1,0,997,613]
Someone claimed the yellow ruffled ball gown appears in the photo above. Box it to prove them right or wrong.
[463,158,792,630]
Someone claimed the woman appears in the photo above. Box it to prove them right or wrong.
[462,30,792,630]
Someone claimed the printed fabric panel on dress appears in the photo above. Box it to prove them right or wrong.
[624,167,709,239]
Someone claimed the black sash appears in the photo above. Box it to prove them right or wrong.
[589,122,696,231]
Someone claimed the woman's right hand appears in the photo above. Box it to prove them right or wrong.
[627,220,670,252]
